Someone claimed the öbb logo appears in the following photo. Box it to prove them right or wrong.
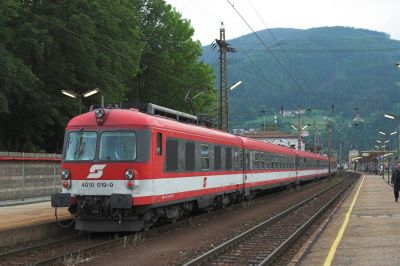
[86,164,106,179]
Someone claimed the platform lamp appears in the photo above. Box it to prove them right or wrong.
[378,139,391,182]
[378,131,397,170]
[61,88,100,114]
[226,81,242,132]
[377,140,386,179]
[384,113,399,161]
[292,105,312,150]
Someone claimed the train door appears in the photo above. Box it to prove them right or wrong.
[152,130,163,181]
[243,149,251,197]
[295,156,299,186]
[289,155,295,183]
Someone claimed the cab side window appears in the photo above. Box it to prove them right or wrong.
[156,133,162,156]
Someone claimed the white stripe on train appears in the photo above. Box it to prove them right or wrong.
[63,168,331,198]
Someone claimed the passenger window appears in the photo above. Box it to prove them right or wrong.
[253,152,257,169]
[239,149,243,169]
[245,151,251,170]
[166,140,178,171]
[201,144,209,170]
[157,133,162,156]
[233,149,239,169]
[226,148,232,170]
[214,146,221,170]
[185,142,195,171]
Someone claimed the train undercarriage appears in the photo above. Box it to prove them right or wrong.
[61,191,244,232]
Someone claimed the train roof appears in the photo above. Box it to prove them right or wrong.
[67,108,241,145]
[67,108,331,160]
[240,137,296,156]
[315,153,329,160]
[295,149,319,159]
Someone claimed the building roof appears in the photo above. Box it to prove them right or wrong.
[242,130,297,139]
[352,150,394,162]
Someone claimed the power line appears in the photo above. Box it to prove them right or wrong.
[248,0,314,96]
[225,0,327,101]
[245,48,400,53]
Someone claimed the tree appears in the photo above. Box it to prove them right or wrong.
[0,0,143,151]
[130,0,216,115]
[0,0,216,152]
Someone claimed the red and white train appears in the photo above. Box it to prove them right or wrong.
[51,104,336,232]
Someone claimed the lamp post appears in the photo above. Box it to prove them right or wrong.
[61,88,99,114]
[226,81,242,132]
[377,139,391,181]
[327,124,332,177]
[378,131,396,153]
[384,113,399,161]
[293,105,311,150]
[290,123,309,150]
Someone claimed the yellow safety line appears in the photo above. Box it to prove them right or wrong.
[323,175,365,266]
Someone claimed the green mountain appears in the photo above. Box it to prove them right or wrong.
[202,26,400,159]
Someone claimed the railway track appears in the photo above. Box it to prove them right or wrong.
[0,175,350,265]
[184,175,358,266]
[0,233,112,265]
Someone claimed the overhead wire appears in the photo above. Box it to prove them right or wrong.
[247,0,316,97]
[184,0,295,109]
[20,2,399,107]
[225,0,400,107]
[225,0,327,101]
[246,48,400,53]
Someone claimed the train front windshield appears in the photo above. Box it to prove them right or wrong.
[64,131,137,161]
[64,132,97,161]
[99,132,136,161]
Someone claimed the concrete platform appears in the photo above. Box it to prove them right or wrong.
[0,201,70,231]
[299,174,400,266]
[0,201,72,249]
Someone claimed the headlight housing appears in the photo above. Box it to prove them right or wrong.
[95,108,106,125]
[95,108,105,118]
[61,170,70,180]
[125,169,135,180]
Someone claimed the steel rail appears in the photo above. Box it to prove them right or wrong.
[183,175,357,266]
[0,234,80,259]
[258,176,356,265]
[34,236,129,265]
[32,181,330,265]
[5,176,345,265]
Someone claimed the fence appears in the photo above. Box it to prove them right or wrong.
[0,152,62,201]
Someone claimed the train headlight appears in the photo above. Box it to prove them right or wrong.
[61,170,70,180]
[125,169,135,180]
[95,108,105,118]
[95,108,105,125]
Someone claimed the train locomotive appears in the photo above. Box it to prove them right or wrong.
[51,104,336,232]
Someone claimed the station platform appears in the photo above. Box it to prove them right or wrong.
[0,201,70,231]
[298,174,400,265]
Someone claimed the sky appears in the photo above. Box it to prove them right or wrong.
[165,0,400,45]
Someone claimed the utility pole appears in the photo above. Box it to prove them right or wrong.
[261,110,266,131]
[216,22,236,131]
[296,105,311,150]
[327,124,332,177]
[297,105,301,150]
[313,121,317,154]
[339,141,342,175]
